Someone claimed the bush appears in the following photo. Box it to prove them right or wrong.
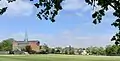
[25,45,37,54]
[29,50,36,54]
[38,50,48,54]
[9,51,14,54]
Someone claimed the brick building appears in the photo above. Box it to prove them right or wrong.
[12,40,40,52]
[12,32,40,52]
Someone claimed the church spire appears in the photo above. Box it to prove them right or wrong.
[24,30,28,42]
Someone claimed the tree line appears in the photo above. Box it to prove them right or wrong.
[1,38,120,56]
[39,44,120,56]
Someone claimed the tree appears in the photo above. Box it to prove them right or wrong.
[86,46,93,55]
[85,0,120,45]
[25,45,32,53]
[40,43,49,54]
[1,38,15,51]
[117,45,120,55]
[25,45,36,54]
[49,48,55,54]
[0,43,2,51]
[0,0,64,22]
[77,48,83,55]
[91,47,99,55]
[62,45,75,55]
[105,45,119,56]
[86,46,105,55]
[98,47,105,55]
[54,47,62,54]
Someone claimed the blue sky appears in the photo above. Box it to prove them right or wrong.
[0,0,117,48]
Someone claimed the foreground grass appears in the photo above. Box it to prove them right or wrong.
[0,54,120,61]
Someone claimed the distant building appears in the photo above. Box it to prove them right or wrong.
[12,31,40,52]
[12,40,40,52]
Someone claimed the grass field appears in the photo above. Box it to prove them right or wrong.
[0,54,120,61]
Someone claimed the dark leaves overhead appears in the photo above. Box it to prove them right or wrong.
[85,0,120,45]
[0,0,64,23]
[0,7,7,15]
[34,3,39,8]
[30,0,33,1]
[111,36,116,41]
[33,0,64,22]
[7,0,16,3]
[0,0,16,15]
[0,0,15,15]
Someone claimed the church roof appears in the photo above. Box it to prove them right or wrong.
[14,40,39,43]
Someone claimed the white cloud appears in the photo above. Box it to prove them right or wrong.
[0,0,7,8]
[53,31,114,48]
[63,0,85,11]
[0,0,34,16]
[63,0,114,17]
[75,12,83,17]
[62,0,92,12]
[62,0,92,17]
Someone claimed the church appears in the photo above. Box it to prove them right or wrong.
[12,32,40,52]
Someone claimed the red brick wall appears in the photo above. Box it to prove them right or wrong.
[28,42,40,52]
[12,41,18,46]
[12,41,40,52]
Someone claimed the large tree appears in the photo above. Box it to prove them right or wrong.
[105,45,120,56]
[40,43,49,54]
[1,0,120,44]
[85,0,120,45]
[1,38,15,51]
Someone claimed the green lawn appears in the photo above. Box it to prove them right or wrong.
[0,54,120,61]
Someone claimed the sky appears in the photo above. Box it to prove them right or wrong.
[0,0,117,48]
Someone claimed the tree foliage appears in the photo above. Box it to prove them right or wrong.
[0,38,15,51]
[0,0,16,15]
[86,46,105,55]
[105,45,120,56]
[85,0,120,45]
[39,43,49,54]
[33,0,63,22]
[0,0,64,22]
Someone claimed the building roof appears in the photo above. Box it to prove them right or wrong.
[14,40,39,42]
[13,40,40,45]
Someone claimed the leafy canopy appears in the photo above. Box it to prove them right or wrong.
[85,0,120,45]
[0,0,63,22]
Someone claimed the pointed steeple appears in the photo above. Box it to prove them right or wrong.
[24,30,28,42]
